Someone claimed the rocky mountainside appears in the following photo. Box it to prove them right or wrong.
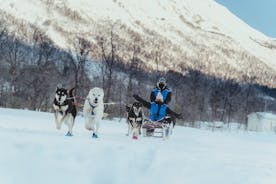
[0,0,275,87]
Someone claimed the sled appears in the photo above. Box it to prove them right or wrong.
[142,116,174,139]
[133,95,180,139]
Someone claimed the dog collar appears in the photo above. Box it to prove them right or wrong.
[88,101,97,115]
[55,99,67,107]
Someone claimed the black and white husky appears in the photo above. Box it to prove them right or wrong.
[126,102,143,139]
[53,87,77,136]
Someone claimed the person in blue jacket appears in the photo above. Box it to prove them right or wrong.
[149,77,172,121]
[133,77,181,124]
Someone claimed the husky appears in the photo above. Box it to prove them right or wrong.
[83,87,104,138]
[53,87,77,136]
[126,102,143,140]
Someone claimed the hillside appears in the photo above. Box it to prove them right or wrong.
[0,0,275,87]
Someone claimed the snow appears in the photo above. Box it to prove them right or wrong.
[0,108,276,184]
[0,0,275,72]
[249,112,276,121]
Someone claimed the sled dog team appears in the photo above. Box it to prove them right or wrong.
[53,77,181,139]
[53,87,104,138]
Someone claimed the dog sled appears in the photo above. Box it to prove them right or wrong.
[132,94,180,139]
[142,116,174,139]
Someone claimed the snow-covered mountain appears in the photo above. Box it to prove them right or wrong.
[0,0,275,87]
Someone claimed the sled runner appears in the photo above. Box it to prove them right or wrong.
[142,116,174,139]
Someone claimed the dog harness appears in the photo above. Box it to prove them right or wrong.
[88,101,97,115]
[54,99,68,109]
[128,110,143,128]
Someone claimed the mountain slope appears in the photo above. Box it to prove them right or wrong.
[0,0,275,87]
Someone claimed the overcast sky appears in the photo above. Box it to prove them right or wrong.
[215,0,276,38]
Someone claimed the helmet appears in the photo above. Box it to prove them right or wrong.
[157,77,166,90]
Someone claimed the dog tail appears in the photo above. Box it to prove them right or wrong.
[69,88,75,102]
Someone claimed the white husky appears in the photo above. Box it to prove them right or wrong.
[83,87,104,138]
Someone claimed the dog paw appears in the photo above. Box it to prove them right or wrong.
[65,132,73,136]
[56,124,61,130]
[92,133,98,138]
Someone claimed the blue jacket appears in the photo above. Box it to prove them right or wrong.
[149,86,171,121]
[150,87,171,105]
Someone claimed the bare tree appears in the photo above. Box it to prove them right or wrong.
[185,69,203,126]
[0,21,7,49]
[97,30,118,103]
[241,75,257,129]
[6,35,23,78]
[70,37,91,96]
[126,36,143,103]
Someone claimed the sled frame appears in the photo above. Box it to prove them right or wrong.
[142,118,173,139]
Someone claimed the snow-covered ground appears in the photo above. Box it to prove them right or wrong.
[0,108,276,184]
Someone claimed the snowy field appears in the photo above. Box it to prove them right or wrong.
[0,108,276,184]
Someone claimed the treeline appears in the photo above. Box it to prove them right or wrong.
[0,21,275,128]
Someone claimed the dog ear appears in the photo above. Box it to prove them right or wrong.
[57,83,62,89]
[56,87,60,92]
[126,106,131,112]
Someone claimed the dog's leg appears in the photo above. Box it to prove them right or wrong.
[58,111,67,129]
[54,111,60,129]
[85,116,93,132]
[169,123,173,135]
[138,124,142,135]
[133,127,138,140]
[60,111,67,123]
[65,115,74,136]
[91,119,100,138]
[95,119,100,135]
[162,125,166,140]
[127,124,131,136]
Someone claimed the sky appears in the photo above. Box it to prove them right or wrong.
[215,0,276,38]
